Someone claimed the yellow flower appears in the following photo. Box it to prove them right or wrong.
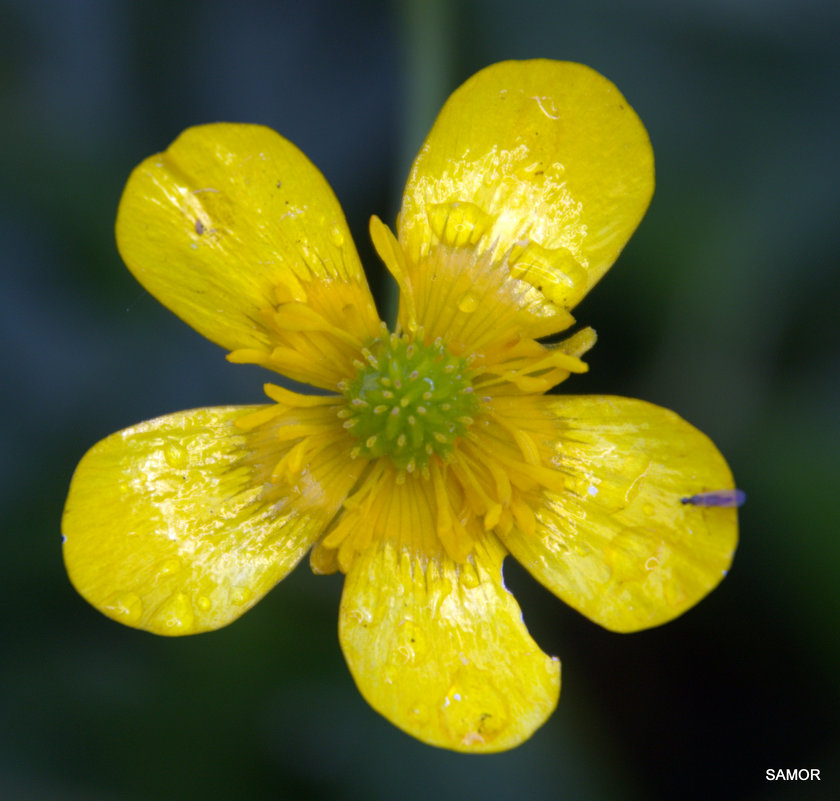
[62,60,739,752]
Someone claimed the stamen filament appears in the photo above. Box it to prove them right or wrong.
[263,383,340,407]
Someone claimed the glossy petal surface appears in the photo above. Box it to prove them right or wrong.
[397,60,653,341]
[63,406,359,635]
[339,535,560,752]
[62,57,741,756]
[116,124,381,387]
[498,396,738,632]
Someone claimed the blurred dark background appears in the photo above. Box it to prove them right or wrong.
[2,0,838,799]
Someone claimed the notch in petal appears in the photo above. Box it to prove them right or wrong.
[116,124,381,388]
[339,536,560,752]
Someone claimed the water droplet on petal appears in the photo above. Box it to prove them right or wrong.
[459,565,480,589]
[104,592,143,624]
[427,202,492,248]
[230,587,252,607]
[643,502,655,516]
[440,673,509,747]
[604,531,647,577]
[508,239,587,307]
[345,606,374,628]
[196,595,212,612]
[163,442,188,469]
[330,225,345,248]
[390,619,428,666]
[543,535,570,555]
[457,292,479,313]
[573,542,590,558]
[155,592,194,632]
[157,557,182,577]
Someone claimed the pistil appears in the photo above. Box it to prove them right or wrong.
[339,331,479,474]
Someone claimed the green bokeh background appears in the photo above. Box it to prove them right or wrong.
[2,1,838,799]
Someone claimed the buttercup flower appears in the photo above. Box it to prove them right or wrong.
[63,60,739,752]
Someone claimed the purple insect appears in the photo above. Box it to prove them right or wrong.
[681,489,746,508]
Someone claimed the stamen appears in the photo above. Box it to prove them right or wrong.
[473,345,589,394]
[234,405,286,431]
[263,383,339,408]
[269,301,364,349]
[430,461,474,561]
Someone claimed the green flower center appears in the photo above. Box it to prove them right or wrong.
[340,334,478,472]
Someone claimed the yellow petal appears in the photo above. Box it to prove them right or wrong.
[397,60,653,343]
[62,406,360,635]
[339,536,560,752]
[498,396,738,633]
[116,123,381,388]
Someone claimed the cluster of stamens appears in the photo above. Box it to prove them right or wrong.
[338,331,479,474]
